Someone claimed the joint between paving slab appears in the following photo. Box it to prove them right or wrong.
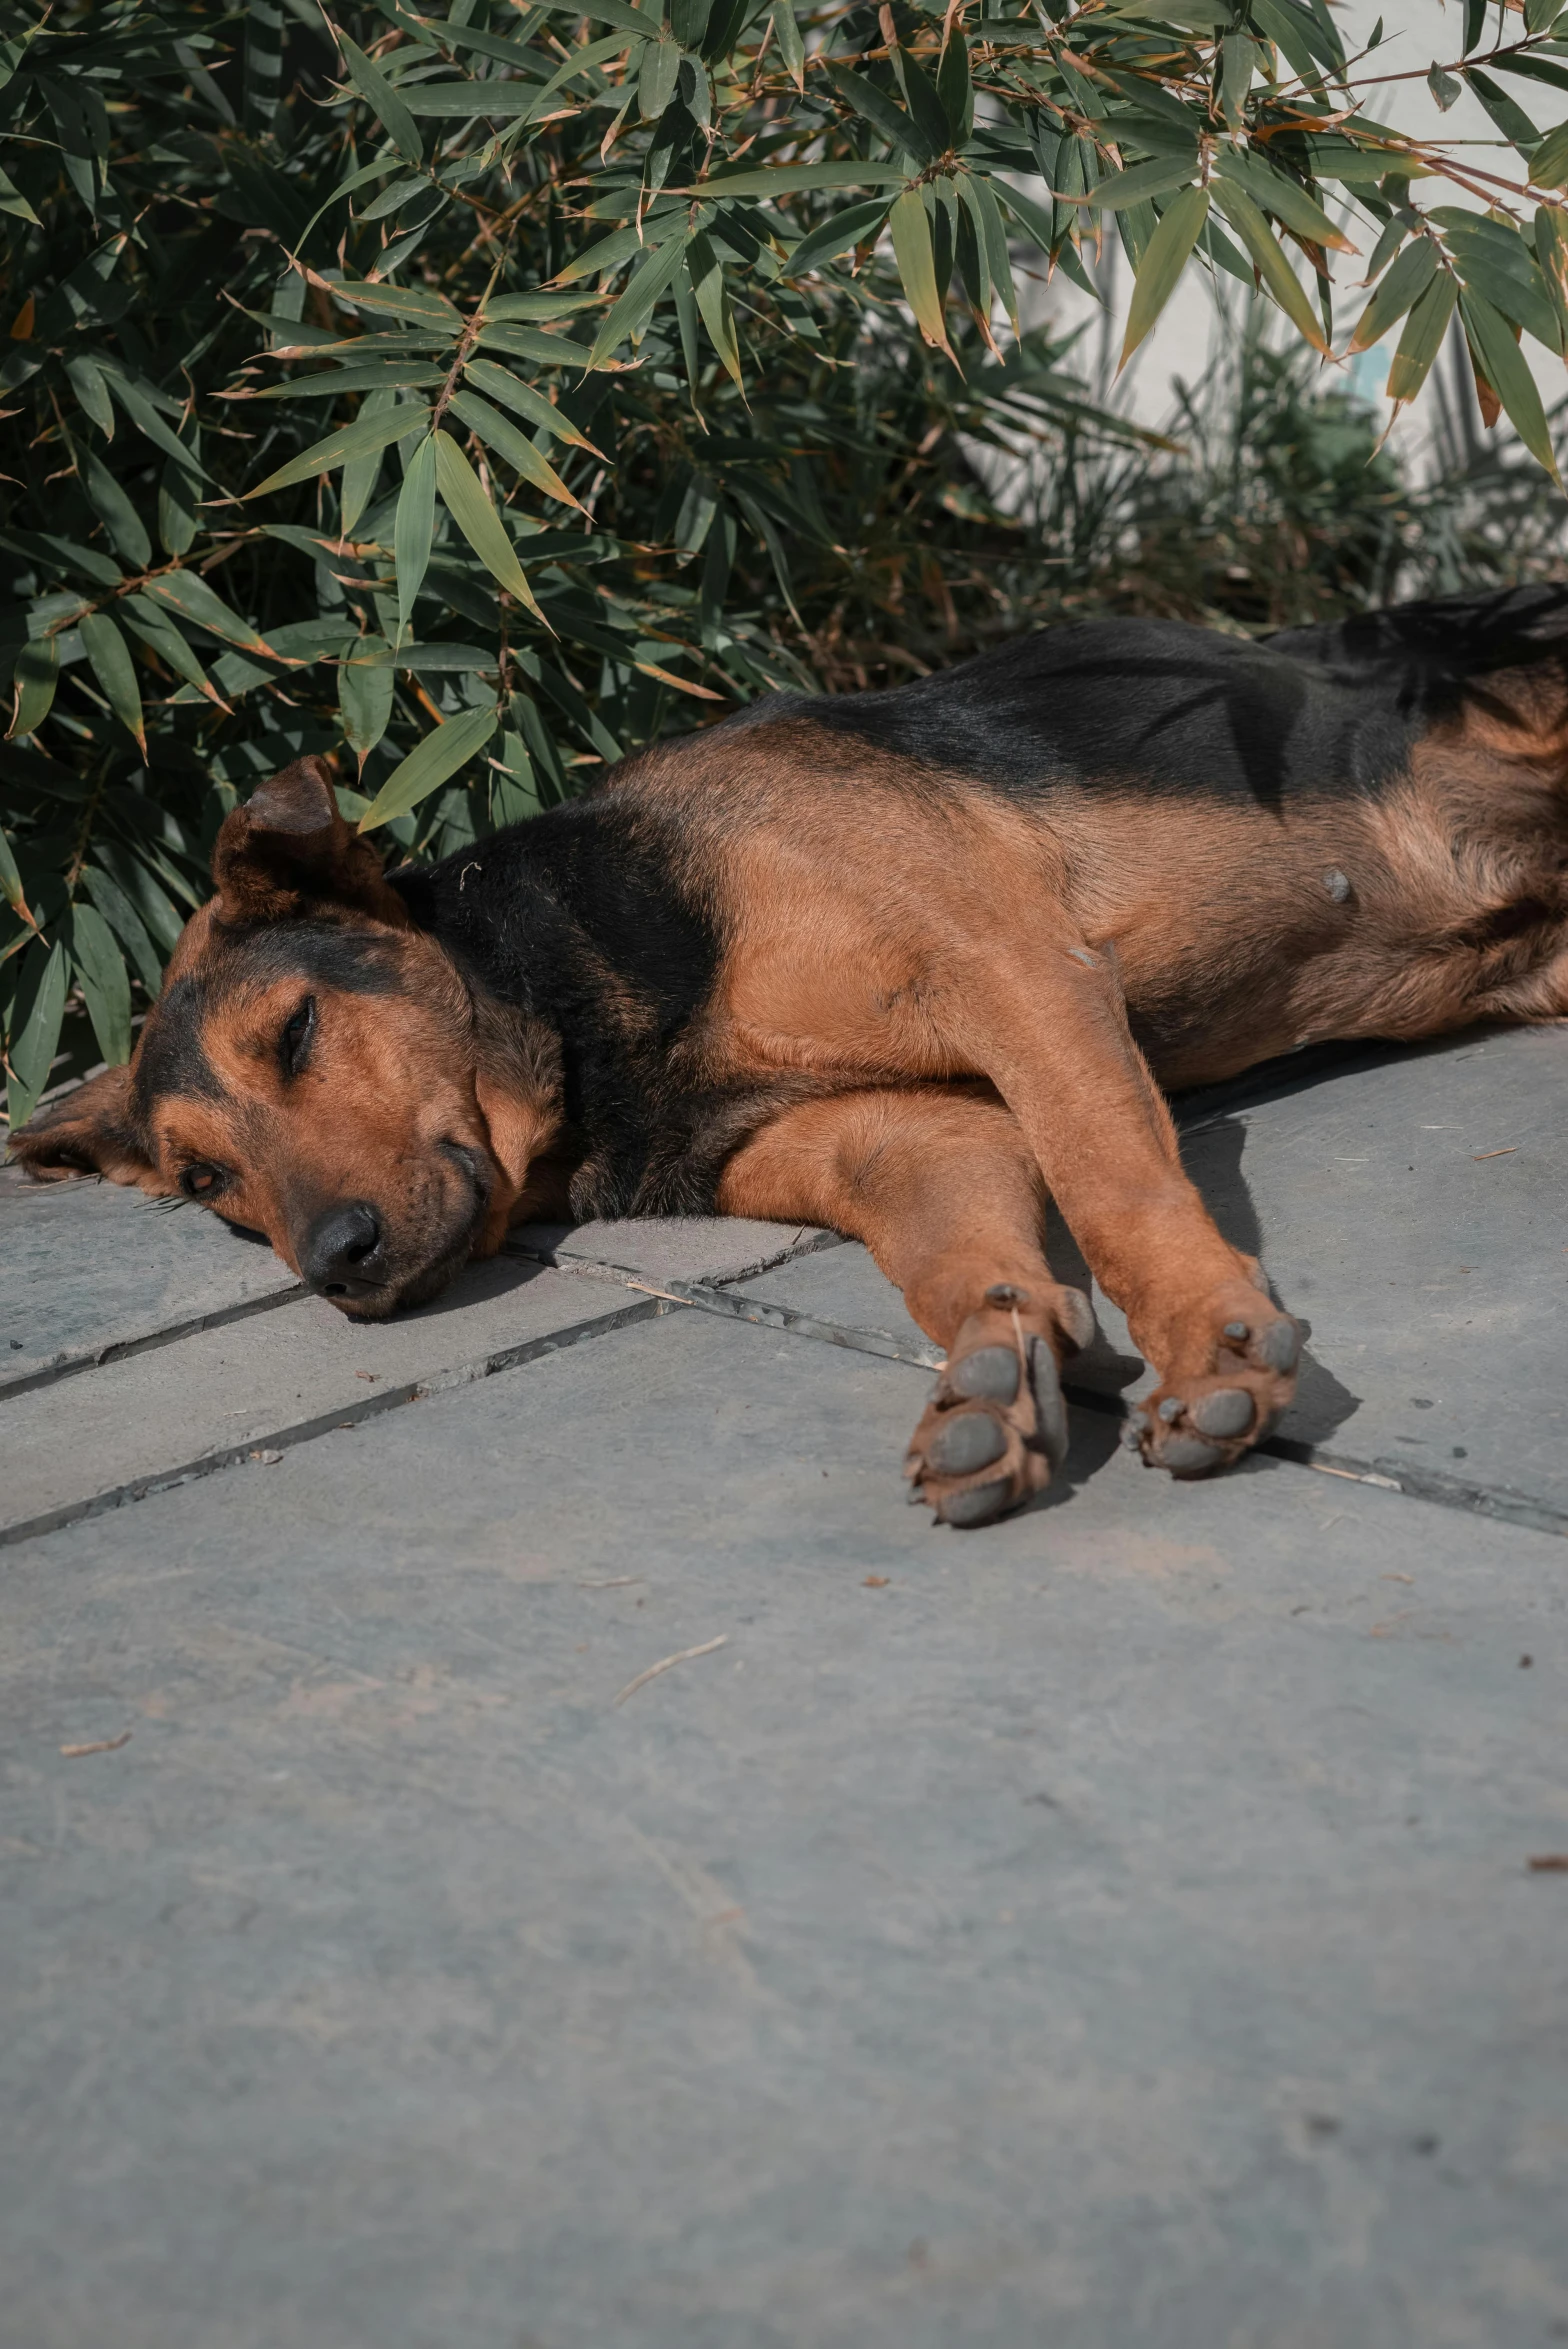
[573,1265,1568,1545]
[0,1294,673,1551]
[0,1279,307,1404]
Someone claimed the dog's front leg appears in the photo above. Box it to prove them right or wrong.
[931,932,1302,1480]
[718,1086,1098,1526]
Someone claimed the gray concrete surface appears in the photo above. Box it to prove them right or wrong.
[0,1166,296,1396]
[2,1027,1566,2349]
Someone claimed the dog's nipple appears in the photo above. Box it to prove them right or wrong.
[1322,867,1352,904]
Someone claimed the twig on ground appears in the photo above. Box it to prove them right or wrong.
[59,1733,131,1757]
[613,1635,727,1706]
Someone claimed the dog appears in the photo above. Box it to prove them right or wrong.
[13,587,1568,1525]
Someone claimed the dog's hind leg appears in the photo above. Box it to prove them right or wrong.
[931,931,1302,1480]
[718,1086,1098,1526]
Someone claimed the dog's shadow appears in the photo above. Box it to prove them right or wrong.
[1041,1080,1363,1467]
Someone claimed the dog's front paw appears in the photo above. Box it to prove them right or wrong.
[1125,1282,1300,1478]
[904,1286,1086,1528]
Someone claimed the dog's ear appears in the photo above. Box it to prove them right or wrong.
[211,756,410,927]
[6,1065,159,1187]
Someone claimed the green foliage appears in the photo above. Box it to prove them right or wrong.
[3,0,1568,1131]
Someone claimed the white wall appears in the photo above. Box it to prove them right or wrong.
[1011,0,1568,478]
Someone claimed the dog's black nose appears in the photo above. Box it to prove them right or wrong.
[300,1202,383,1297]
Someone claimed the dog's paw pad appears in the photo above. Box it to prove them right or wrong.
[905,1303,1074,1529]
[1192,1386,1254,1439]
[1132,1286,1302,1479]
[924,1410,1008,1478]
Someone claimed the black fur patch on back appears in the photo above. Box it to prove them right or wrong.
[727,587,1568,814]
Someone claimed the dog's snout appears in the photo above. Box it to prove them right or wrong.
[300,1202,383,1298]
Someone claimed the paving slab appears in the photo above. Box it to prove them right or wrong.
[2,1307,1564,2349]
[1168,1023,1568,1511]
[0,1255,660,1546]
[726,1025,1568,1526]
[513,1213,835,1287]
[0,1166,298,1397]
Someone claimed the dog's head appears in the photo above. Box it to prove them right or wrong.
[9,759,561,1316]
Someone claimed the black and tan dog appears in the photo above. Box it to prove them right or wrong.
[13,586,1568,1523]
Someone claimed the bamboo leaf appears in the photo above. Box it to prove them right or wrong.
[639,28,681,119]
[824,61,934,164]
[0,823,30,921]
[358,704,499,832]
[786,197,892,278]
[686,235,745,390]
[78,611,145,754]
[341,386,397,536]
[1346,234,1438,351]
[1079,156,1197,211]
[339,632,396,772]
[81,449,149,571]
[1459,290,1560,478]
[395,431,438,648]
[66,900,132,1066]
[6,937,68,1131]
[445,389,585,508]
[1386,271,1459,404]
[8,634,58,738]
[1530,121,1568,192]
[1463,68,1540,155]
[1536,203,1568,331]
[969,176,1019,332]
[337,30,424,165]
[245,403,431,499]
[772,0,804,91]
[889,188,953,359]
[1212,182,1327,352]
[0,161,40,226]
[81,865,161,993]
[252,363,446,399]
[65,354,114,437]
[143,571,279,658]
[335,282,463,330]
[694,160,909,198]
[461,358,602,451]
[1212,151,1356,254]
[587,234,692,369]
[119,597,226,709]
[1120,184,1210,371]
[432,429,549,625]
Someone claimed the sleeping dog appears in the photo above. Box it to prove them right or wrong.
[13,587,1568,1525]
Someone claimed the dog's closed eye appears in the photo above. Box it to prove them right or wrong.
[281,995,316,1078]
